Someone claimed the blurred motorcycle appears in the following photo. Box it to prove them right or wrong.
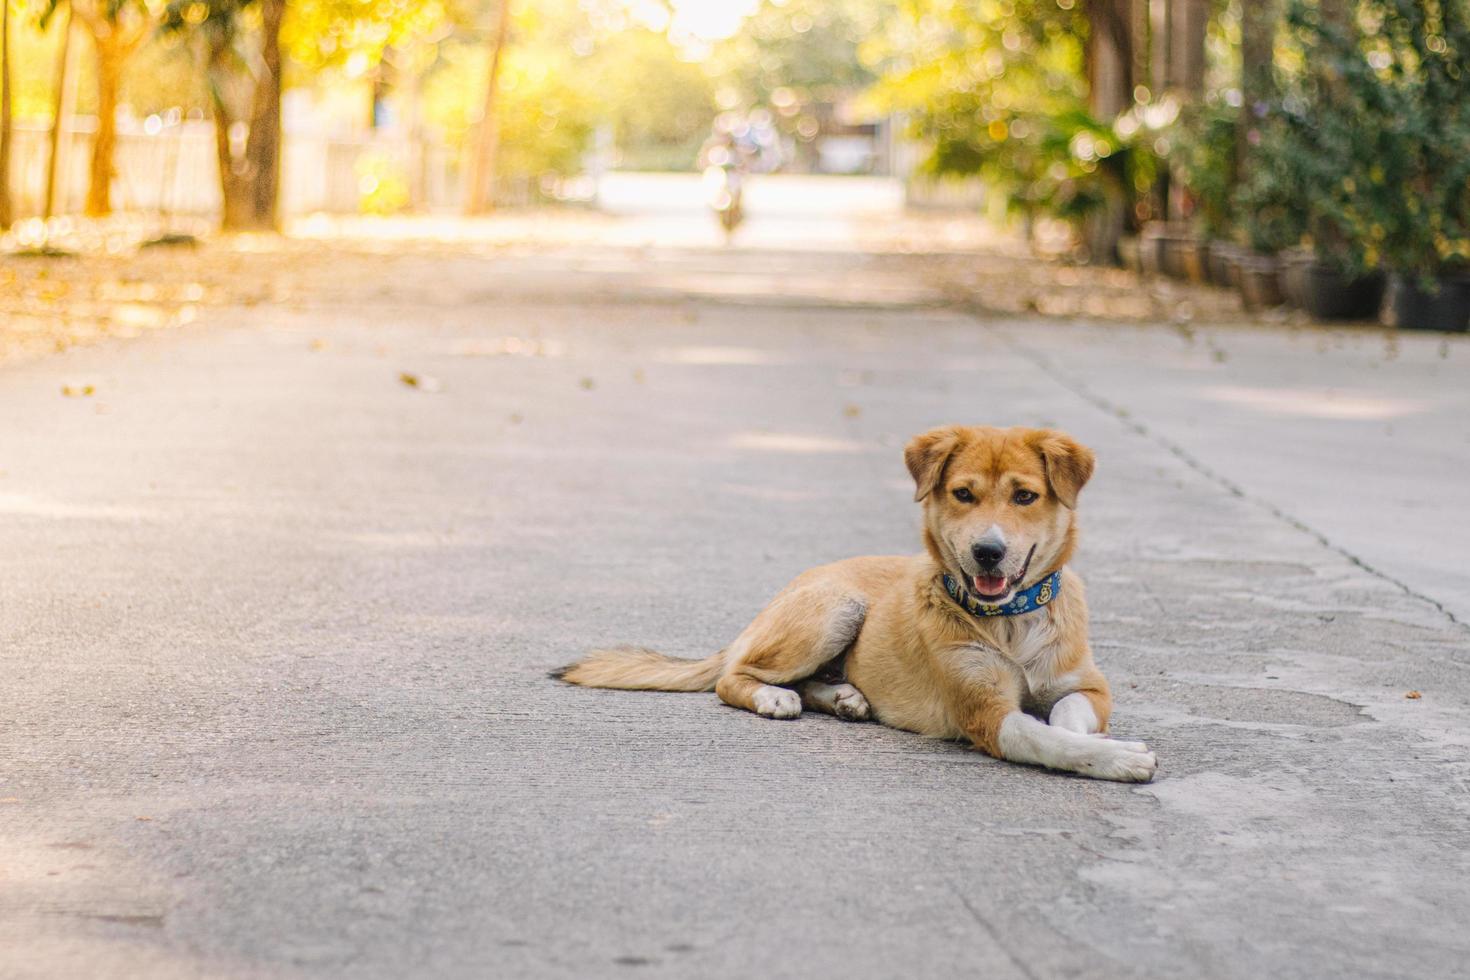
[698,112,779,240]
[703,162,744,237]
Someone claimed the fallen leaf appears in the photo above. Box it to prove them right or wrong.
[509,413,524,424]
[136,816,153,822]
[579,377,596,391]
[308,339,328,352]
[61,384,96,397]
[1406,690,1422,700]
[843,404,861,419]
[399,372,442,392]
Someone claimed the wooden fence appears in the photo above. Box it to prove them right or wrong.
[2,120,552,221]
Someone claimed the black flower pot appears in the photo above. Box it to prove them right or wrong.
[1391,275,1470,332]
[1301,265,1385,321]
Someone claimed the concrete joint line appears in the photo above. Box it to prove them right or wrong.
[974,315,1467,633]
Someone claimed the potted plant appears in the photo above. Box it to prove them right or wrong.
[1285,0,1470,329]
[1171,100,1240,285]
[1232,117,1308,311]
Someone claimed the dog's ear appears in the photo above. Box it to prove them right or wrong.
[1030,430,1095,509]
[904,426,965,502]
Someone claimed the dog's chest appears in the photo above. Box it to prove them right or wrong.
[987,616,1063,678]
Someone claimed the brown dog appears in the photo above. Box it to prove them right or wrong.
[555,425,1156,782]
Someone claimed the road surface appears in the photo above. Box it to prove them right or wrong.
[3,207,1469,979]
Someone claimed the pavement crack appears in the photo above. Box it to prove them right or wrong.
[947,881,1041,980]
[977,316,1468,633]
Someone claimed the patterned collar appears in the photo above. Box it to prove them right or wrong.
[941,570,1062,618]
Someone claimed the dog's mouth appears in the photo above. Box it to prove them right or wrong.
[969,545,1036,602]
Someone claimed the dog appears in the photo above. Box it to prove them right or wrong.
[554,425,1156,782]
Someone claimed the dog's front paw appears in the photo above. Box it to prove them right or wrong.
[1049,692,1100,734]
[753,685,803,720]
[1079,738,1157,783]
[831,684,871,722]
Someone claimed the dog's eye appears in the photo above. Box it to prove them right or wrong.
[951,487,975,503]
[1012,489,1039,506]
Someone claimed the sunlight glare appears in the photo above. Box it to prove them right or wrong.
[669,0,760,42]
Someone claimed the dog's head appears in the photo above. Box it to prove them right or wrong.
[904,425,1095,604]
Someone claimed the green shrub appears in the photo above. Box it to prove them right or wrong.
[1170,99,1240,240]
[1257,0,1470,278]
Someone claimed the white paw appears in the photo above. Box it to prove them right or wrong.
[1079,738,1157,783]
[1049,692,1099,734]
[753,685,803,720]
[831,684,871,722]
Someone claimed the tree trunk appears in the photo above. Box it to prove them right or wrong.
[464,0,512,215]
[211,0,283,231]
[87,40,124,216]
[243,0,283,229]
[1085,0,1135,263]
[45,8,77,220]
[1088,0,1134,117]
[0,0,13,231]
[1167,0,1207,97]
[208,33,250,230]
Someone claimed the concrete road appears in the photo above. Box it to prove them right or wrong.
[3,235,1469,980]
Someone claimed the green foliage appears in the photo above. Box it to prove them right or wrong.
[869,0,1153,230]
[355,149,411,212]
[589,28,714,171]
[282,0,456,73]
[422,36,595,178]
[1169,98,1239,239]
[1244,0,1470,276]
[711,0,885,121]
[1339,0,1470,278]
[1232,112,1309,253]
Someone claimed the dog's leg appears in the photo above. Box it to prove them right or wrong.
[715,590,867,721]
[797,679,870,721]
[1049,692,1102,734]
[1046,667,1112,734]
[953,647,1155,782]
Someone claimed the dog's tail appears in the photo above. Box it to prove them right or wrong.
[551,646,724,692]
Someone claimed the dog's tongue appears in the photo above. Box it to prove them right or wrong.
[974,574,1008,597]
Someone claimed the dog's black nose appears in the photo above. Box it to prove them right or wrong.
[972,540,1006,568]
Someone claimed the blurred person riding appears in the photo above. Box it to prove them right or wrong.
[699,111,781,238]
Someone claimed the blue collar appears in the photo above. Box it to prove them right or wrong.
[941,570,1062,618]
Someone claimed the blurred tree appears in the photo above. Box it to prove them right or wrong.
[282,0,455,131]
[1,0,12,230]
[462,0,508,213]
[424,29,595,183]
[870,1,1097,221]
[711,0,886,168]
[58,0,159,215]
[590,27,713,170]
[1238,0,1277,185]
[42,0,74,220]
[164,0,284,230]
